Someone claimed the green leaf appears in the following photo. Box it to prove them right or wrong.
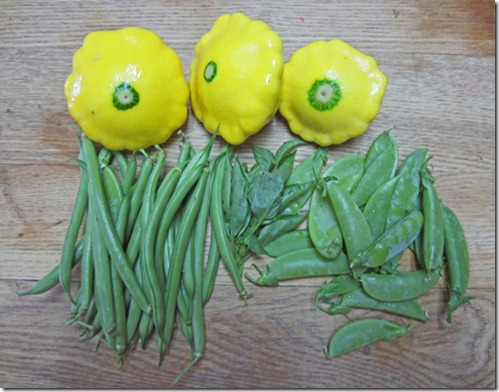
[252,145,274,171]
[243,233,270,256]
[229,156,251,238]
[248,169,286,220]
[257,213,307,245]
[274,139,306,165]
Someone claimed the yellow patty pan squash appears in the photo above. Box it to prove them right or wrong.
[189,13,284,145]
[279,39,387,146]
[64,27,189,151]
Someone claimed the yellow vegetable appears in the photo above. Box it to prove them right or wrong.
[189,13,284,145]
[65,27,189,151]
[279,39,387,146]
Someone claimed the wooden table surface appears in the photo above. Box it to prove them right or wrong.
[1,0,495,388]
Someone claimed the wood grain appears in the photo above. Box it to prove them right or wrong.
[0,0,495,388]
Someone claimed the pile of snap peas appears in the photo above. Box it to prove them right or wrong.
[245,131,471,358]
[19,129,470,376]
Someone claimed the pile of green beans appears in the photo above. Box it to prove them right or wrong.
[244,131,471,358]
[18,132,223,382]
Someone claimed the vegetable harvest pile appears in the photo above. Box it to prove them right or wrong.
[19,12,471,383]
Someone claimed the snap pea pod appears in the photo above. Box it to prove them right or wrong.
[264,229,313,258]
[315,275,360,304]
[58,151,88,304]
[326,318,414,358]
[309,183,342,260]
[385,148,427,230]
[363,176,400,240]
[442,203,471,323]
[360,268,441,302]
[279,148,327,216]
[327,182,372,261]
[351,210,423,269]
[162,167,210,349]
[319,287,429,321]
[323,153,364,193]
[421,168,445,272]
[351,131,398,207]
[81,136,150,314]
[245,248,350,287]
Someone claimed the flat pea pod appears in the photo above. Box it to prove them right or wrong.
[442,203,472,323]
[421,169,445,272]
[385,148,428,230]
[363,176,400,240]
[320,287,428,321]
[326,318,414,359]
[82,136,150,314]
[58,154,88,304]
[264,229,313,258]
[351,210,423,269]
[360,268,441,302]
[309,184,343,260]
[245,248,350,287]
[351,131,398,207]
[322,153,364,193]
[327,182,372,261]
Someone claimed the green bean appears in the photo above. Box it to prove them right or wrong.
[309,184,343,260]
[351,210,423,269]
[58,153,88,304]
[323,154,364,193]
[351,131,398,207]
[263,229,313,258]
[202,241,220,307]
[76,231,93,315]
[138,310,154,350]
[326,318,414,358]
[442,203,471,323]
[360,268,441,302]
[319,287,428,321]
[245,248,350,287]
[327,182,372,261]
[154,144,193,268]
[82,136,150,314]
[191,162,213,359]
[90,204,116,352]
[181,236,196,307]
[121,152,137,196]
[125,152,155,239]
[112,150,129,177]
[154,134,215,273]
[421,168,445,272]
[17,239,82,296]
[162,167,210,349]
[102,163,124,224]
[385,148,427,230]
[140,148,168,338]
[210,153,250,299]
[363,176,400,240]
